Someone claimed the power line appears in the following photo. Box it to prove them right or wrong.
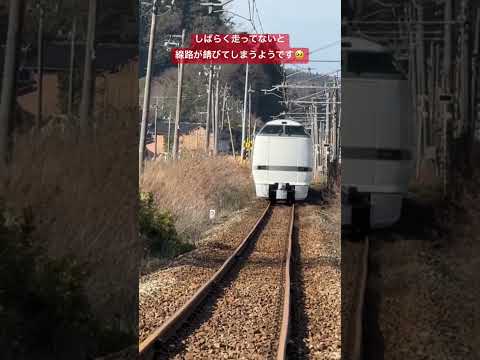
[252,0,264,33]
[309,40,341,55]
[242,0,261,33]
[244,0,257,32]
[288,69,341,85]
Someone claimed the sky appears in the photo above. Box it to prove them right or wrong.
[227,0,341,74]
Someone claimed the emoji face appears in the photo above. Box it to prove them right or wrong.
[295,49,305,60]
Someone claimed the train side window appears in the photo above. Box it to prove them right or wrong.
[259,125,284,135]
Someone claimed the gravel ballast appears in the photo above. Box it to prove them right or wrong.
[291,190,341,360]
[139,202,267,343]
[365,193,480,360]
[156,205,291,359]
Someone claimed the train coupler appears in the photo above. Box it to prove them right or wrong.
[342,187,371,233]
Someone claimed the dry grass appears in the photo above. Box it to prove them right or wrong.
[366,141,480,359]
[140,154,255,244]
[411,141,480,202]
[0,108,139,355]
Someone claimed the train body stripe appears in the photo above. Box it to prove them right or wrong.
[341,147,412,161]
[254,165,312,172]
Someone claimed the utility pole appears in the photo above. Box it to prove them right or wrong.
[470,9,480,173]
[415,3,426,179]
[334,79,340,162]
[172,28,186,160]
[312,102,319,176]
[443,0,453,87]
[325,85,331,178]
[441,0,453,196]
[226,108,236,158]
[248,85,252,140]
[460,0,471,162]
[241,63,249,159]
[247,86,255,158]
[167,111,172,156]
[36,3,44,128]
[248,87,256,136]
[154,97,159,159]
[221,85,227,131]
[0,0,24,163]
[337,79,342,166]
[68,16,77,117]
[213,66,220,156]
[79,0,97,130]
[205,64,213,153]
[139,0,158,174]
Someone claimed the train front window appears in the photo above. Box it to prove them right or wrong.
[345,51,402,75]
[258,124,309,137]
[285,125,308,137]
[259,125,284,135]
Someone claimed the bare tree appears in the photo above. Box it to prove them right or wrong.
[68,16,77,117]
[79,0,97,129]
[36,2,45,128]
[0,0,25,163]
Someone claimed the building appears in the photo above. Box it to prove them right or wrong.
[1,43,137,119]
[145,121,237,158]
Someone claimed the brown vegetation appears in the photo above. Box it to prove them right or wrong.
[0,111,139,358]
[140,154,255,244]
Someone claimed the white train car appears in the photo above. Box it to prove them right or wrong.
[341,36,415,229]
[251,120,313,203]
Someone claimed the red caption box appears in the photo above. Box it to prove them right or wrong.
[190,34,291,50]
[171,33,309,65]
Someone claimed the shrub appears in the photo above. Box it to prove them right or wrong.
[139,192,194,258]
[0,205,88,356]
[0,204,134,359]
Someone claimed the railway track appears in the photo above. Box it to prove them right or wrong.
[139,203,295,360]
[343,235,369,360]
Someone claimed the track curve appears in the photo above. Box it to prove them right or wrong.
[139,203,295,360]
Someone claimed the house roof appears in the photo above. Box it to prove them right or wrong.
[147,121,236,140]
[149,122,205,136]
[0,43,137,74]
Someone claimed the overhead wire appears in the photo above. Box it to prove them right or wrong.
[309,40,341,55]
[252,0,265,33]
[247,0,252,23]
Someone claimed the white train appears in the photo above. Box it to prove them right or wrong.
[341,36,415,229]
[251,120,314,203]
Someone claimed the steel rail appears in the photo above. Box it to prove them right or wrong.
[276,204,295,360]
[138,202,272,358]
[94,345,137,360]
[347,236,370,360]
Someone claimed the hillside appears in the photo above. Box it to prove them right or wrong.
[139,0,286,130]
